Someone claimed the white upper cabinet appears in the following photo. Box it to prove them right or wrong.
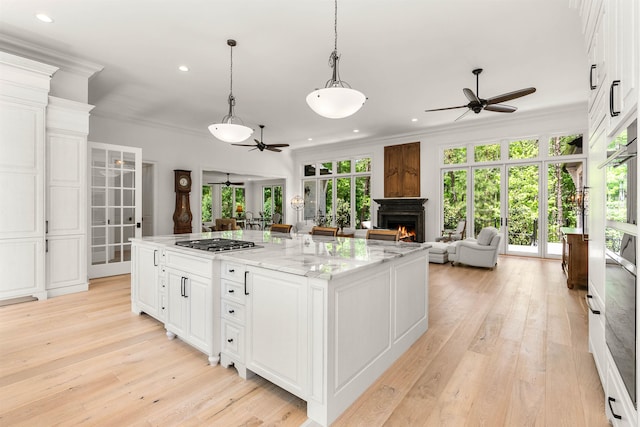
[606,0,638,134]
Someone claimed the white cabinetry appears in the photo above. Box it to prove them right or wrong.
[246,267,308,398]
[164,249,219,365]
[0,53,56,301]
[131,241,166,321]
[220,260,248,377]
[605,0,637,134]
[45,97,92,297]
[607,352,637,426]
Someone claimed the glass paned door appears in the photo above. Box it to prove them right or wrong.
[473,166,502,238]
[89,142,141,278]
[442,168,468,232]
[546,161,582,257]
[507,164,540,256]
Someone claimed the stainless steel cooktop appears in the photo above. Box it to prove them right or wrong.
[175,238,258,252]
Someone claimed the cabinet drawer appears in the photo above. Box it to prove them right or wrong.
[221,261,245,281]
[222,280,245,304]
[165,250,213,278]
[607,360,635,426]
[587,289,606,383]
[222,299,245,324]
[222,320,244,359]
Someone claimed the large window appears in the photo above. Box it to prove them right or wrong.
[221,186,244,218]
[302,157,371,228]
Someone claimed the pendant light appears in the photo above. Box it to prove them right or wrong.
[209,39,254,143]
[306,0,366,119]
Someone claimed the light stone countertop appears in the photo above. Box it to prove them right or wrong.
[131,230,430,280]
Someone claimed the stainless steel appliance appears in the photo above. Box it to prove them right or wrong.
[605,228,637,408]
[175,238,258,252]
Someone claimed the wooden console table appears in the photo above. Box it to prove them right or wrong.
[560,227,588,289]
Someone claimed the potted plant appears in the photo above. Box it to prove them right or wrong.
[335,201,350,232]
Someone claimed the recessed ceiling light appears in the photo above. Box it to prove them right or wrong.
[411,118,418,122]
[353,129,359,133]
[36,13,53,23]
[178,65,189,72]
[308,138,313,141]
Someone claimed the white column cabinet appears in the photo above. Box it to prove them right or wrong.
[0,53,57,301]
[45,97,93,297]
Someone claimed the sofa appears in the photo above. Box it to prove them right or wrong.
[447,226,502,269]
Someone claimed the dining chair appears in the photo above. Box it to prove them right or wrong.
[366,229,400,241]
[270,223,293,234]
[310,226,338,237]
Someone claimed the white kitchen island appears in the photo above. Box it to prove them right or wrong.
[131,230,429,426]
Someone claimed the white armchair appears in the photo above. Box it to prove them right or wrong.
[447,226,502,269]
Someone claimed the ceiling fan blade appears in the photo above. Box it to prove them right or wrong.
[266,147,282,152]
[485,87,536,105]
[266,144,290,148]
[232,144,256,147]
[463,88,480,104]
[484,104,517,113]
[425,105,467,112]
[454,109,472,122]
[230,182,245,185]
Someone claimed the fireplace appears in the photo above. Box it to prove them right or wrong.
[374,198,428,243]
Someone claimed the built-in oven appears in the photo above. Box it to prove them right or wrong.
[605,228,637,408]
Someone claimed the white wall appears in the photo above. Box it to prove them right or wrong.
[89,115,295,235]
[293,103,588,242]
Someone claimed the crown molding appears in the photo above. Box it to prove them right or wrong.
[0,33,103,78]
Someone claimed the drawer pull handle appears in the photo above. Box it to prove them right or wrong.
[229,268,235,273]
[228,309,235,314]
[589,64,597,90]
[585,295,601,315]
[227,338,234,343]
[608,396,622,420]
[609,80,621,117]
[228,289,235,293]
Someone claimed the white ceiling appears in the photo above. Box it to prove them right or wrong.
[0,0,587,149]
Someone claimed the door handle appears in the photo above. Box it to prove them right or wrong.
[585,295,601,314]
[153,250,158,266]
[589,64,597,90]
[244,271,249,295]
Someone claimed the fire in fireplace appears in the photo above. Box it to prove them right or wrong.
[374,198,428,243]
[397,226,417,242]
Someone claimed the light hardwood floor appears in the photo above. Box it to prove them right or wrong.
[0,256,609,426]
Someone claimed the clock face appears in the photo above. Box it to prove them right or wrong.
[179,177,188,187]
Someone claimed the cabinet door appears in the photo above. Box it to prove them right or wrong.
[402,142,421,197]
[166,268,187,337]
[606,0,638,133]
[186,274,212,353]
[132,244,159,318]
[247,268,307,397]
[0,100,46,299]
[384,145,402,197]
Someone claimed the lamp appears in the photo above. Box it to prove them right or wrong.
[306,0,366,119]
[235,204,244,217]
[209,39,254,143]
[291,195,305,211]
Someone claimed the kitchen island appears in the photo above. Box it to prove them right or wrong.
[131,230,429,426]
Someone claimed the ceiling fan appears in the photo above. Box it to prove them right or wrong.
[209,173,244,187]
[425,68,536,121]
[232,125,289,152]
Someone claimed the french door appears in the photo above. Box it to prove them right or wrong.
[89,142,142,278]
[446,160,583,258]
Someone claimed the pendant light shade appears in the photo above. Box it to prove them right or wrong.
[306,0,366,119]
[209,39,253,143]
[306,87,366,119]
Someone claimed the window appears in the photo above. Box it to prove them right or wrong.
[474,143,501,162]
[548,134,583,156]
[444,147,467,165]
[302,156,372,228]
[262,185,283,221]
[509,139,539,159]
[442,169,467,230]
[202,185,212,222]
[220,186,244,218]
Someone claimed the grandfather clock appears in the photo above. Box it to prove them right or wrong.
[173,169,193,234]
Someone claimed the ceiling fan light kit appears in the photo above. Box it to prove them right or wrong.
[209,39,254,143]
[306,0,366,119]
[425,68,536,121]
